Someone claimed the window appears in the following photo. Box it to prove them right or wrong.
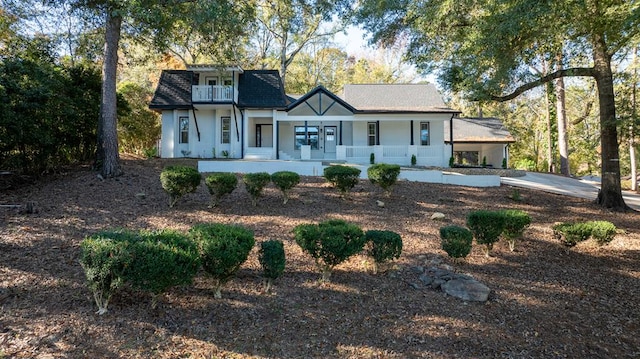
[223,78,233,86]
[368,122,377,146]
[179,117,189,144]
[454,151,479,165]
[294,126,319,150]
[221,117,231,144]
[420,122,430,146]
[206,77,218,86]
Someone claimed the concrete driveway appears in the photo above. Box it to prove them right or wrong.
[501,172,640,211]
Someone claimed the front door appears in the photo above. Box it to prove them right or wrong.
[256,124,273,147]
[324,126,337,153]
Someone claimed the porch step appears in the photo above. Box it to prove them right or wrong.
[278,151,294,161]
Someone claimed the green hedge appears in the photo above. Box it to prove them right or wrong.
[160,166,202,207]
[189,223,255,298]
[500,209,531,251]
[440,225,473,259]
[271,171,300,204]
[243,172,271,206]
[323,165,361,196]
[367,163,401,194]
[258,240,286,293]
[466,210,505,256]
[364,230,402,273]
[553,220,616,246]
[293,219,365,281]
[205,172,237,207]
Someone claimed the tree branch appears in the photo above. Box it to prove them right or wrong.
[491,67,595,102]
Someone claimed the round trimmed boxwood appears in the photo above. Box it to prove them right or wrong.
[271,171,300,204]
[258,240,286,293]
[367,163,401,194]
[323,165,361,196]
[500,209,531,251]
[243,172,271,206]
[189,223,255,298]
[466,210,505,256]
[124,230,200,308]
[364,230,402,273]
[440,225,473,260]
[160,166,202,207]
[293,219,365,282]
[205,172,237,207]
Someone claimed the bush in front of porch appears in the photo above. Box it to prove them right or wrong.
[323,165,361,197]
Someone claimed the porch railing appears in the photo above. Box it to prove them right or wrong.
[192,85,234,102]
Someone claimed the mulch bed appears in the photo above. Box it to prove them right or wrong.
[1,157,638,358]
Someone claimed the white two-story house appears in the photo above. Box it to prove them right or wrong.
[149,65,513,167]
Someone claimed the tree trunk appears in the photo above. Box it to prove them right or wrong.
[631,47,638,192]
[555,75,570,176]
[592,39,627,210]
[545,83,555,173]
[99,11,123,178]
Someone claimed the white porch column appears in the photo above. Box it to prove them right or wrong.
[336,145,346,161]
[243,113,250,160]
[301,145,311,160]
[374,145,384,163]
[272,110,278,159]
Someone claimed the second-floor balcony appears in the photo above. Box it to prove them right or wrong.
[192,85,235,102]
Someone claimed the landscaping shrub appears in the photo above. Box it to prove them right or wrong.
[293,219,365,282]
[364,230,402,273]
[80,231,133,315]
[553,221,616,246]
[323,165,361,196]
[552,222,593,246]
[411,154,417,166]
[124,230,200,308]
[189,223,255,298]
[271,171,300,204]
[160,166,201,207]
[589,220,617,245]
[243,172,271,206]
[258,240,286,293]
[205,172,237,207]
[466,210,505,256]
[501,158,507,169]
[500,209,531,251]
[440,225,473,260]
[367,163,401,195]
[370,153,375,164]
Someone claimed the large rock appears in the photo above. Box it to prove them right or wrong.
[431,212,446,220]
[441,279,490,302]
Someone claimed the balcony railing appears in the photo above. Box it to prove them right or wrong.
[192,85,234,102]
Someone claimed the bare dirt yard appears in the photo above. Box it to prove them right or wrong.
[1,157,639,358]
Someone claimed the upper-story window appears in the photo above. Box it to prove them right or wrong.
[205,77,218,86]
[420,122,430,146]
[179,117,189,144]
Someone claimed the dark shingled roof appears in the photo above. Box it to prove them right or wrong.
[342,84,459,113]
[445,117,515,143]
[149,70,193,110]
[237,70,288,108]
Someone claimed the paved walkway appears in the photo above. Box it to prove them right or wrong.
[501,172,640,211]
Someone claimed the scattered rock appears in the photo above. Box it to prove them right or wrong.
[376,200,385,208]
[408,282,420,289]
[431,212,446,220]
[410,265,424,274]
[419,274,433,285]
[135,192,146,199]
[442,279,490,302]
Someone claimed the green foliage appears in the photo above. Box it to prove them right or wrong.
[466,210,505,256]
[205,172,237,207]
[513,158,537,171]
[509,189,522,202]
[271,171,300,204]
[80,231,133,315]
[370,153,375,164]
[500,210,531,251]
[293,219,365,281]
[243,172,271,206]
[367,163,401,194]
[439,225,473,259]
[449,156,455,167]
[553,221,617,246]
[160,166,202,207]
[143,147,158,159]
[552,222,594,246]
[482,156,487,167]
[258,240,286,293]
[0,46,100,175]
[189,223,255,298]
[502,158,507,169]
[323,165,361,196]
[411,154,417,166]
[364,230,402,273]
[589,221,617,245]
[117,81,160,155]
[124,230,200,308]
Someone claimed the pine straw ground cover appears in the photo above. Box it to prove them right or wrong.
[1,158,639,359]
